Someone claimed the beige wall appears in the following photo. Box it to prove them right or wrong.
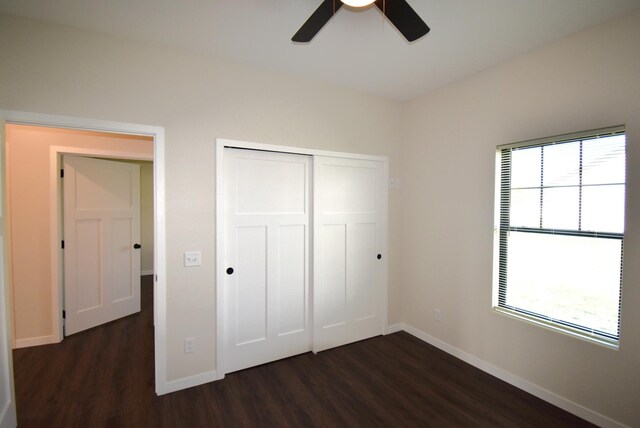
[402,11,640,426]
[6,125,153,344]
[0,14,404,383]
[140,162,154,274]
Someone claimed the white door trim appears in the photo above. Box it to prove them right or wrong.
[0,118,17,428]
[215,138,388,379]
[0,110,169,395]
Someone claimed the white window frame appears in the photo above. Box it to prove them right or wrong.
[492,125,625,349]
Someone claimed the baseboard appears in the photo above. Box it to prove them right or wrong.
[141,270,154,276]
[392,323,627,428]
[14,335,57,349]
[385,323,404,334]
[164,370,218,395]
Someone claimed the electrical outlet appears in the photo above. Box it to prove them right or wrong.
[184,337,196,353]
[434,309,442,322]
[389,178,401,189]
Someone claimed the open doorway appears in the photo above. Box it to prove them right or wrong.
[6,125,154,344]
[0,112,168,402]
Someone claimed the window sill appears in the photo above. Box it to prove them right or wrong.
[493,307,619,350]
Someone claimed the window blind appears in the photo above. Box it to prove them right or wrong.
[496,126,625,344]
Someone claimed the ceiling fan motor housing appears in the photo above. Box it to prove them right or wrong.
[292,0,430,43]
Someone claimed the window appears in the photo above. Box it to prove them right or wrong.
[494,126,625,347]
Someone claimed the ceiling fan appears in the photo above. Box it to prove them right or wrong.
[292,0,430,43]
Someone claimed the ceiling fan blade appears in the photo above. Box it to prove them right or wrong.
[292,0,343,43]
[374,0,430,42]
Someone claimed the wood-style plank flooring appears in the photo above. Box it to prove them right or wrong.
[13,276,595,427]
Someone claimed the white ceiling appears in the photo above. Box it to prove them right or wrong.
[1,0,639,100]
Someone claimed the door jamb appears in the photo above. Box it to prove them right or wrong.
[0,110,169,395]
[215,138,388,380]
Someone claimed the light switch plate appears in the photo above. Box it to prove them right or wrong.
[184,251,202,267]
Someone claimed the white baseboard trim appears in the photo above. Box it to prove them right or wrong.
[14,335,57,349]
[388,323,627,428]
[385,323,404,334]
[164,370,218,395]
[141,270,154,276]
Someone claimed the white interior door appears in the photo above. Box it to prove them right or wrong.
[223,148,311,374]
[63,156,141,336]
[0,120,17,428]
[313,156,387,352]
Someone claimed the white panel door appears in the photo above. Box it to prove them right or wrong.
[314,156,387,352]
[0,120,17,428]
[63,156,141,335]
[223,148,310,373]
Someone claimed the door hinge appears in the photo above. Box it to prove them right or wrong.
[60,169,64,178]
[62,310,66,319]
[61,240,65,249]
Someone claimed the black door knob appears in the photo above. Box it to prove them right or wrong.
[226,267,234,275]
[133,243,142,249]
[377,254,382,260]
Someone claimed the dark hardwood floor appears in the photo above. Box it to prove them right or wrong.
[13,276,595,428]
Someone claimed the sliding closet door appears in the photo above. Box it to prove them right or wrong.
[223,148,311,373]
[313,156,387,352]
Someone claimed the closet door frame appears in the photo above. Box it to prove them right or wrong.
[215,138,388,379]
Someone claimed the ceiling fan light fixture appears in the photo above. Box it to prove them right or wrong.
[292,0,430,43]
[341,0,375,7]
